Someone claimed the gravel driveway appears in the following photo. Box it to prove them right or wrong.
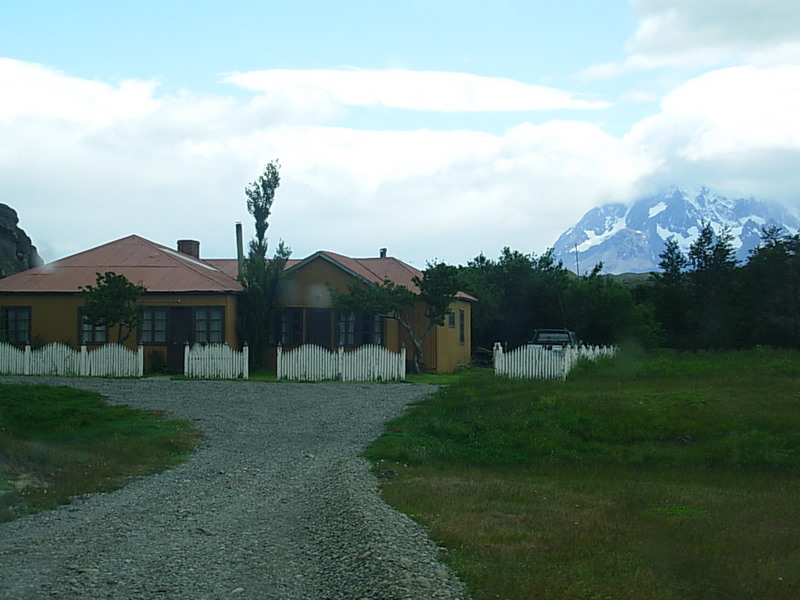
[0,378,469,600]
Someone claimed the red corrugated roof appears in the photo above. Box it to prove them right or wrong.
[286,251,476,301]
[205,258,303,280]
[0,238,475,301]
[204,259,240,280]
[0,235,242,293]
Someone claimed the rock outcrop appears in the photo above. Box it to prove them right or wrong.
[0,203,43,278]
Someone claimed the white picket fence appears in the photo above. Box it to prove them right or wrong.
[277,344,406,382]
[493,342,617,380]
[183,343,249,380]
[0,342,144,377]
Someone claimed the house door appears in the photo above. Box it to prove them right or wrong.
[168,307,192,373]
[306,308,332,348]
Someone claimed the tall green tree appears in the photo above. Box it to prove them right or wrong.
[649,238,691,347]
[655,238,689,286]
[526,249,571,334]
[562,265,657,347]
[457,247,569,350]
[79,272,146,343]
[239,242,291,367]
[245,160,281,260]
[332,261,460,374]
[741,226,800,347]
[457,253,502,353]
[238,160,290,368]
[686,223,739,347]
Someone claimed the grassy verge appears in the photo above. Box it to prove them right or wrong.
[364,349,800,599]
[0,383,201,522]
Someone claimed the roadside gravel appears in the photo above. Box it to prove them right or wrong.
[0,377,469,600]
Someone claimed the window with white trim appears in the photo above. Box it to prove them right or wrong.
[338,313,357,346]
[80,317,107,344]
[337,313,382,346]
[194,307,223,344]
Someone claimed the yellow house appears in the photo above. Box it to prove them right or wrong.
[275,250,474,374]
[0,235,242,373]
[0,236,474,374]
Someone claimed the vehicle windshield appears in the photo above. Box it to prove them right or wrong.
[531,330,576,344]
[537,333,571,342]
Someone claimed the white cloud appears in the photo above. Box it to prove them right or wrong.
[212,121,650,264]
[3,56,797,271]
[0,58,160,126]
[224,68,610,112]
[627,65,800,157]
[581,1,800,208]
[0,59,637,267]
[620,88,661,103]
[583,0,800,78]
[628,0,800,61]
[625,65,800,199]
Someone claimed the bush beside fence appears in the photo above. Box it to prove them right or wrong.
[277,344,406,382]
[493,342,617,380]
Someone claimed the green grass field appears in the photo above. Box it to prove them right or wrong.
[365,349,800,600]
[0,384,201,522]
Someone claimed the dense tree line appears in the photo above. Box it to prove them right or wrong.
[456,248,655,351]
[456,224,800,352]
[641,223,800,350]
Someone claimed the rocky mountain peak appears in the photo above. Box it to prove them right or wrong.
[0,203,43,278]
[552,187,800,274]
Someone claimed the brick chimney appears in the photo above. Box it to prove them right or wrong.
[379,247,387,258]
[177,239,200,259]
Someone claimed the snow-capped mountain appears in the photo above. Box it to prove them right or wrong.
[552,187,800,274]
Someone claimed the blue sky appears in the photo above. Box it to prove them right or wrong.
[2,1,800,266]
